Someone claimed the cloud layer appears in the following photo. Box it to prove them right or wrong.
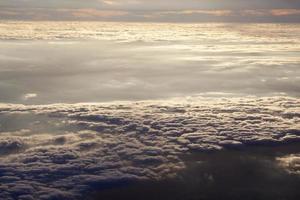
[0,22,300,104]
[1,0,300,22]
[0,96,299,199]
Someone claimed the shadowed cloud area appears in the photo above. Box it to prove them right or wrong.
[1,0,300,22]
[0,96,299,199]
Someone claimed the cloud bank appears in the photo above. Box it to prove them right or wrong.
[0,96,299,199]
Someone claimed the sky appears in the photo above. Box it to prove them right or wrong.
[1,2,300,200]
[1,0,300,22]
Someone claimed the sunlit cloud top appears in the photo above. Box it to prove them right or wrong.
[1,0,300,22]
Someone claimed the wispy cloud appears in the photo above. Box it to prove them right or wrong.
[22,93,37,101]
[271,9,300,16]
[66,8,129,19]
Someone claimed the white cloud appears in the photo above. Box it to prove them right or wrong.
[0,22,299,104]
[22,93,37,101]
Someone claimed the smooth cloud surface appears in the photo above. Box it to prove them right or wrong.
[0,22,300,104]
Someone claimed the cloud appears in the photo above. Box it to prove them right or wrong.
[277,154,300,174]
[23,93,37,101]
[0,25,300,104]
[147,9,233,18]
[0,96,299,199]
[271,9,300,16]
[62,8,129,19]
[1,0,300,21]
[0,137,25,155]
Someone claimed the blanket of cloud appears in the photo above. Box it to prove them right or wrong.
[0,22,300,104]
[1,21,300,42]
[0,96,299,199]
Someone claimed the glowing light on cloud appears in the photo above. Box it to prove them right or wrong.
[271,9,300,16]
[22,93,37,101]
[69,9,129,18]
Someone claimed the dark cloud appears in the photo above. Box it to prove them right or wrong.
[0,137,25,155]
[0,96,299,199]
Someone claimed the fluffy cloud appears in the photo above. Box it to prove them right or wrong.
[277,154,300,174]
[0,96,299,199]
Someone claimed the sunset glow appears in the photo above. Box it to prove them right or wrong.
[0,1,300,200]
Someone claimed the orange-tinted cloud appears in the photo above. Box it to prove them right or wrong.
[271,9,300,16]
[69,9,128,18]
[161,10,233,17]
[0,6,300,22]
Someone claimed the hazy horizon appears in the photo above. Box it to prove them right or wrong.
[1,0,300,23]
